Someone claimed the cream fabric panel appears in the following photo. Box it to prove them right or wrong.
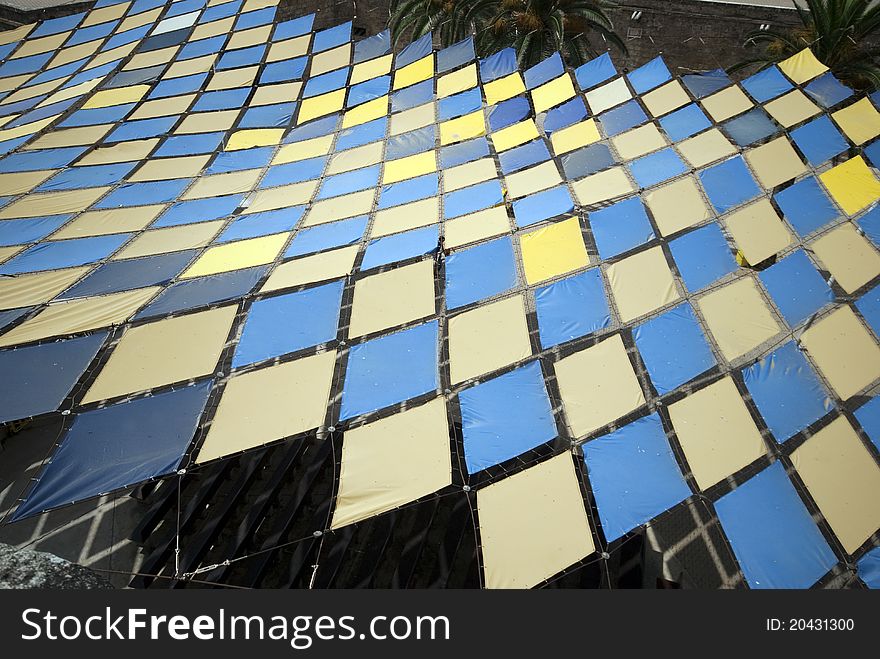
[612,124,668,160]
[701,85,753,122]
[129,156,209,182]
[302,189,374,227]
[764,90,821,128]
[78,139,159,166]
[644,176,712,237]
[723,198,794,265]
[0,187,110,219]
[676,129,737,168]
[810,223,880,294]
[606,246,680,323]
[261,246,358,291]
[444,206,510,249]
[585,77,631,114]
[112,221,224,260]
[348,260,436,338]
[643,80,690,117]
[52,205,165,239]
[326,141,383,175]
[745,137,807,190]
[504,160,562,200]
[241,180,317,214]
[443,157,497,192]
[571,167,635,206]
[0,267,89,309]
[370,197,438,237]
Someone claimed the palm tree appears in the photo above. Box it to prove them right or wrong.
[731,0,880,90]
[388,0,626,69]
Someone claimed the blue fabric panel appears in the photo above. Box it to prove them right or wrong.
[135,266,267,319]
[58,251,196,299]
[316,165,379,200]
[12,381,213,521]
[460,361,556,473]
[30,12,84,37]
[585,413,691,541]
[790,115,848,166]
[200,0,241,22]
[67,60,118,87]
[348,75,390,107]
[445,237,517,309]
[0,234,129,275]
[773,176,839,237]
[858,548,880,588]
[629,147,687,188]
[513,185,573,227]
[854,396,880,452]
[859,206,880,248]
[260,156,326,188]
[634,303,715,394]
[149,73,208,99]
[194,88,250,111]
[396,32,432,69]
[0,333,107,424]
[216,207,303,242]
[628,56,671,94]
[384,125,435,159]
[437,37,475,73]
[5,98,77,127]
[0,307,31,331]
[37,163,136,191]
[0,52,52,78]
[759,250,833,327]
[0,215,70,246]
[339,321,438,420]
[699,156,760,213]
[287,114,341,143]
[669,223,736,292]
[285,215,367,257]
[543,96,587,133]
[217,45,266,70]
[353,29,391,64]
[335,117,386,150]
[439,136,489,168]
[313,21,351,52]
[0,136,30,157]
[438,87,481,121]
[378,172,437,209]
[134,25,187,53]
[723,107,778,146]
[105,116,176,142]
[178,35,226,60]
[856,283,880,338]
[0,95,44,119]
[682,69,731,98]
[361,226,438,270]
[534,269,610,348]
[105,65,163,88]
[574,52,616,90]
[239,102,297,128]
[864,139,880,169]
[304,67,350,98]
[95,179,190,208]
[804,72,852,108]
[0,146,86,172]
[236,6,275,29]
[742,65,793,103]
[715,462,837,589]
[232,280,344,368]
[525,52,564,90]
[479,48,517,83]
[499,138,550,174]
[444,179,503,219]
[166,0,205,18]
[488,96,531,130]
[261,57,308,84]
[273,14,314,41]
[60,103,135,127]
[29,61,89,87]
[599,99,648,137]
[208,146,274,174]
[103,25,150,50]
[154,194,243,228]
[743,341,830,442]
[590,196,655,259]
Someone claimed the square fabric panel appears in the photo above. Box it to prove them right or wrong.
[348,260,436,337]
[534,269,611,348]
[675,128,737,169]
[196,351,337,464]
[81,306,237,404]
[644,176,712,237]
[571,166,636,206]
[698,156,760,214]
[723,198,794,266]
[331,398,451,529]
[606,246,680,323]
[744,137,807,190]
[819,156,880,216]
[519,217,589,284]
[701,85,753,122]
[585,77,631,115]
[831,97,880,145]
[340,321,438,420]
[589,197,655,259]
[758,250,834,327]
[697,277,782,363]
[459,361,557,473]
[445,237,517,309]
[476,453,595,588]
[611,123,668,161]
[583,413,690,541]
[669,223,737,293]
[800,305,880,401]
[555,333,646,438]
[668,377,766,490]
[791,416,880,554]
[715,462,837,589]
[774,175,839,237]
[810,222,880,294]
[642,80,690,117]
[764,90,821,128]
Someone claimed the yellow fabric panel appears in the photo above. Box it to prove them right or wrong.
[310,43,351,77]
[819,156,880,216]
[444,205,510,249]
[697,277,782,362]
[0,23,33,46]
[477,452,594,589]
[298,88,346,125]
[349,262,437,338]
[383,150,436,184]
[371,197,438,237]
[791,416,880,554]
[12,32,67,58]
[0,287,159,349]
[302,189,374,227]
[196,351,337,464]
[227,24,272,50]
[181,233,289,279]
[831,97,880,146]
[643,80,692,117]
[439,110,486,145]
[585,77,631,114]
[447,294,532,385]
[175,109,240,133]
[483,72,526,106]
[326,140,383,174]
[550,119,601,155]
[644,176,711,237]
[675,128,736,168]
[341,95,388,128]
[207,66,258,91]
[779,48,829,84]
[700,84,753,122]
[226,128,284,151]
[81,1,129,26]
[0,116,57,142]
[389,102,435,135]
[667,377,766,491]
[491,119,539,152]
[437,63,477,98]
[112,221,224,260]
[0,267,89,310]
[82,85,150,109]
[0,170,54,195]
[25,123,112,149]
[261,245,358,291]
[801,305,880,400]
[81,306,237,404]
[607,245,680,323]
[49,40,100,68]
[251,81,301,106]
[273,134,334,165]
[443,157,496,192]
[165,53,216,78]
[182,169,261,199]
[51,205,164,239]
[504,160,562,199]
[745,136,807,190]
[349,53,391,84]
[519,217,588,285]
[611,123,668,160]
[79,139,160,166]
[332,398,451,529]
[810,222,880,294]
[129,156,209,182]
[724,199,794,266]
[129,93,195,120]
[393,54,433,90]
[532,74,576,113]
[571,167,635,206]
[241,180,318,214]
[555,333,646,437]
[764,89,821,128]
[0,187,110,219]
[267,34,311,62]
